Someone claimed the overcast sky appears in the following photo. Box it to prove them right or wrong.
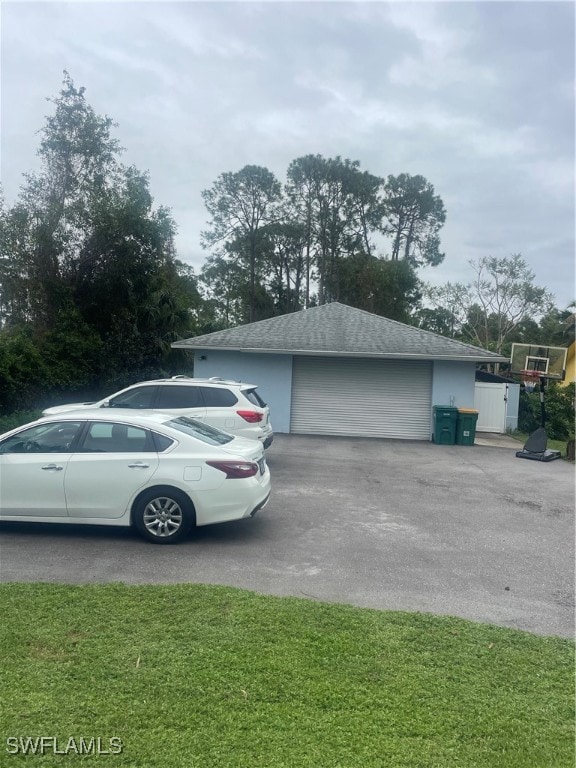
[2,1,574,310]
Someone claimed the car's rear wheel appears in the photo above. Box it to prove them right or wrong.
[133,488,194,544]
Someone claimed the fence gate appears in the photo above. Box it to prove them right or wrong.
[474,382,508,433]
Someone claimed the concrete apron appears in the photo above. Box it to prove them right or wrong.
[474,433,525,449]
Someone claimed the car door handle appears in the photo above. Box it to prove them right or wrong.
[128,462,150,469]
[42,464,63,471]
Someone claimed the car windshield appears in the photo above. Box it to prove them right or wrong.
[167,417,234,445]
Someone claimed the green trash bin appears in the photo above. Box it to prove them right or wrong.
[433,406,458,445]
[456,408,479,445]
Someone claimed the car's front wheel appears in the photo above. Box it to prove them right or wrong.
[132,488,194,544]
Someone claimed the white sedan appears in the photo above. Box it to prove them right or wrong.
[0,411,271,544]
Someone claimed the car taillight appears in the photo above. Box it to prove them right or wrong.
[236,410,263,423]
[206,460,259,479]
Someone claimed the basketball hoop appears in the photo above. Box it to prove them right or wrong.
[520,370,542,393]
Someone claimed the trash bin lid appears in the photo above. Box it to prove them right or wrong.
[458,408,479,413]
[433,405,459,411]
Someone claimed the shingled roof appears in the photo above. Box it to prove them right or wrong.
[172,302,507,363]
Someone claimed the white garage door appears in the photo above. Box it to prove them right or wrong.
[290,356,432,440]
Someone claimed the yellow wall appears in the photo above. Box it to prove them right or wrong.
[560,342,575,386]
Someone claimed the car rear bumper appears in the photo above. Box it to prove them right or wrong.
[250,490,271,517]
[193,467,271,526]
[236,423,273,446]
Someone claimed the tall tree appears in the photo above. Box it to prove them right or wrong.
[534,303,575,347]
[285,155,383,305]
[260,219,307,315]
[423,254,554,354]
[200,158,446,324]
[382,173,446,266]
[0,72,122,329]
[333,253,420,322]
[0,73,195,403]
[201,165,282,322]
[284,155,321,307]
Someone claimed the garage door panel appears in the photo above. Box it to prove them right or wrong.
[290,357,432,440]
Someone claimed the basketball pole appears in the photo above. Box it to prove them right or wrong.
[510,343,567,462]
[539,377,546,429]
[516,374,561,462]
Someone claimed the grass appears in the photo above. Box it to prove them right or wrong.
[0,584,573,767]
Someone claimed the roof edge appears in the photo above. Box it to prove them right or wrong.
[172,344,507,363]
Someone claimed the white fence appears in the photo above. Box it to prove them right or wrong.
[474,382,520,433]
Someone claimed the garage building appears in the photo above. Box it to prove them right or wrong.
[172,302,507,441]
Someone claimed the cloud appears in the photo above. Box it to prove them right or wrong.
[1,0,574,309]
[142,4,266,61]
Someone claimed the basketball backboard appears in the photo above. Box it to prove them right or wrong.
[510,343,567,381]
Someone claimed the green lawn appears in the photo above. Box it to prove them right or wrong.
[0,584,573,767]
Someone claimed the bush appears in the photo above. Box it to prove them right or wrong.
[0,410,43,434]
[0,328,51,413]
[0,309,191,415]
[518,381,575,440]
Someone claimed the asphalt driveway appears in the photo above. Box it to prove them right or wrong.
[1,435,574,637]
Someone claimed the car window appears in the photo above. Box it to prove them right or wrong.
[200,387,238,407]
[109,386,157,409]
[77,422,154,453]
[244,388,266,407]
[151,432,175,452]
[157,385,204,409]
[0,422,82,454]
[167,417,234,445]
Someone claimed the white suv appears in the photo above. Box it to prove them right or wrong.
[42,377,274,448]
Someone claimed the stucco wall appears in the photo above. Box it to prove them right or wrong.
[193,353,479,440]
[431,361,477,410]
[193,352,293,433]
